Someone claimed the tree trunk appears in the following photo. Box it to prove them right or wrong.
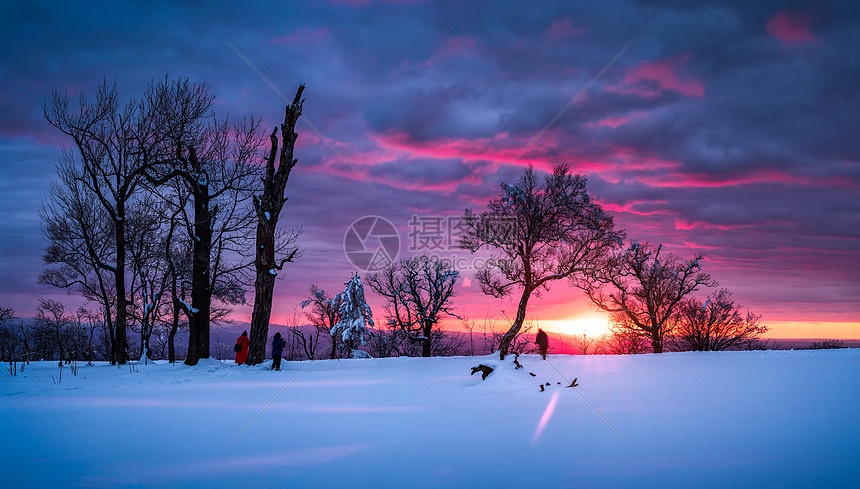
[648,313,664,353]
[651,334,663,353]
[185,187,212,366]
[55,329,65,366]
[22,336,30,365]
[498,288,531,359]
[330,335,338,359]
[104,305,116,365]
[168,311,178,364]
[422,318,433,357]
[140,316,152,363]
[169,288,180,363]
[114,210,128,365]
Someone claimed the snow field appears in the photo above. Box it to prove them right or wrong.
[1,349,858,488]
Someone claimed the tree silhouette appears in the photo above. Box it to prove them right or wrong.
[460,164,623,359]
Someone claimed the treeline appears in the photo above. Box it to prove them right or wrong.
[0,303,190,366]
[36,76,303,366]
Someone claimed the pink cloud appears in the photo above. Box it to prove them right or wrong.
[609,54,704,98]
[269,27,329,44]
[600,200,673,217]
[414,36,479,68]
[377,132,642,183]
[544,18,588,40]
[679,241,725,251]
[674,220,744,231]
[373,131,556,167]
[641,168,859,189]
[766,11,818,45]
[588,110,648,128]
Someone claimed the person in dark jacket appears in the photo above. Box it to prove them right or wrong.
[271,332,286,371]
[235,331,250,365]
[536,328,548,360]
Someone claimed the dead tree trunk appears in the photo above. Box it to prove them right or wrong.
[247,85,304,365]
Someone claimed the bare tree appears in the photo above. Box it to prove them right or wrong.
[144,76,261,365]
[126,199,173,362]
[151,317,186,361]
[74,307,101,364]
[672,289,767,351]
[460,164,623,359]
[807,339,846,349]
[459,316,478,356]
[742,338,781,351]
[284,306,319,361]
[366,322,405,358]
[246,86,304,365]
[43,80,162,364]
[301,285,343,359]
[366,254,460,357]
[0,308,18,369]
[39,151,119,363]
[581,241,717,353]
[283,326,304,361]
[63,314,89,374]
[487,321,536,356]
[15,322,35,366]
[0,308,14,327]
[430,330,467,357]
[33,299,75,363]
[570,334,599,355]
[162,204,192,363]
[602,316,651,354]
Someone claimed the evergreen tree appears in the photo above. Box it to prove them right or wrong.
[332,274,374,358]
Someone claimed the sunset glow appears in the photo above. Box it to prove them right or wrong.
[547,315,612,337]
[0,1,856,342]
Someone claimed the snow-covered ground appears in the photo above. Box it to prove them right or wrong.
[1,349,858,488]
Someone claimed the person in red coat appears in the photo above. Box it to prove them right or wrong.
[235,330,250,364]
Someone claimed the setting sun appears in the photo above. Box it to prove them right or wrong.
[547,315,611,337]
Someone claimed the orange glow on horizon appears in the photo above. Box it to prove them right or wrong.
[762,321,860,340]
[230,307,859,341]
[542,315,611,337]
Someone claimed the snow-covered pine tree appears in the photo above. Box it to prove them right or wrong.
[332,273,374,358]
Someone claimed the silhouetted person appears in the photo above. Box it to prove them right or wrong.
[271,332,286,371]
[536,329,548,360]
[235,330,250,365]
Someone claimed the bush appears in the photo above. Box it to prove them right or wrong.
[807,339,846,350]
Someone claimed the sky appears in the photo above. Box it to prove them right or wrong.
[0,0,858,339]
